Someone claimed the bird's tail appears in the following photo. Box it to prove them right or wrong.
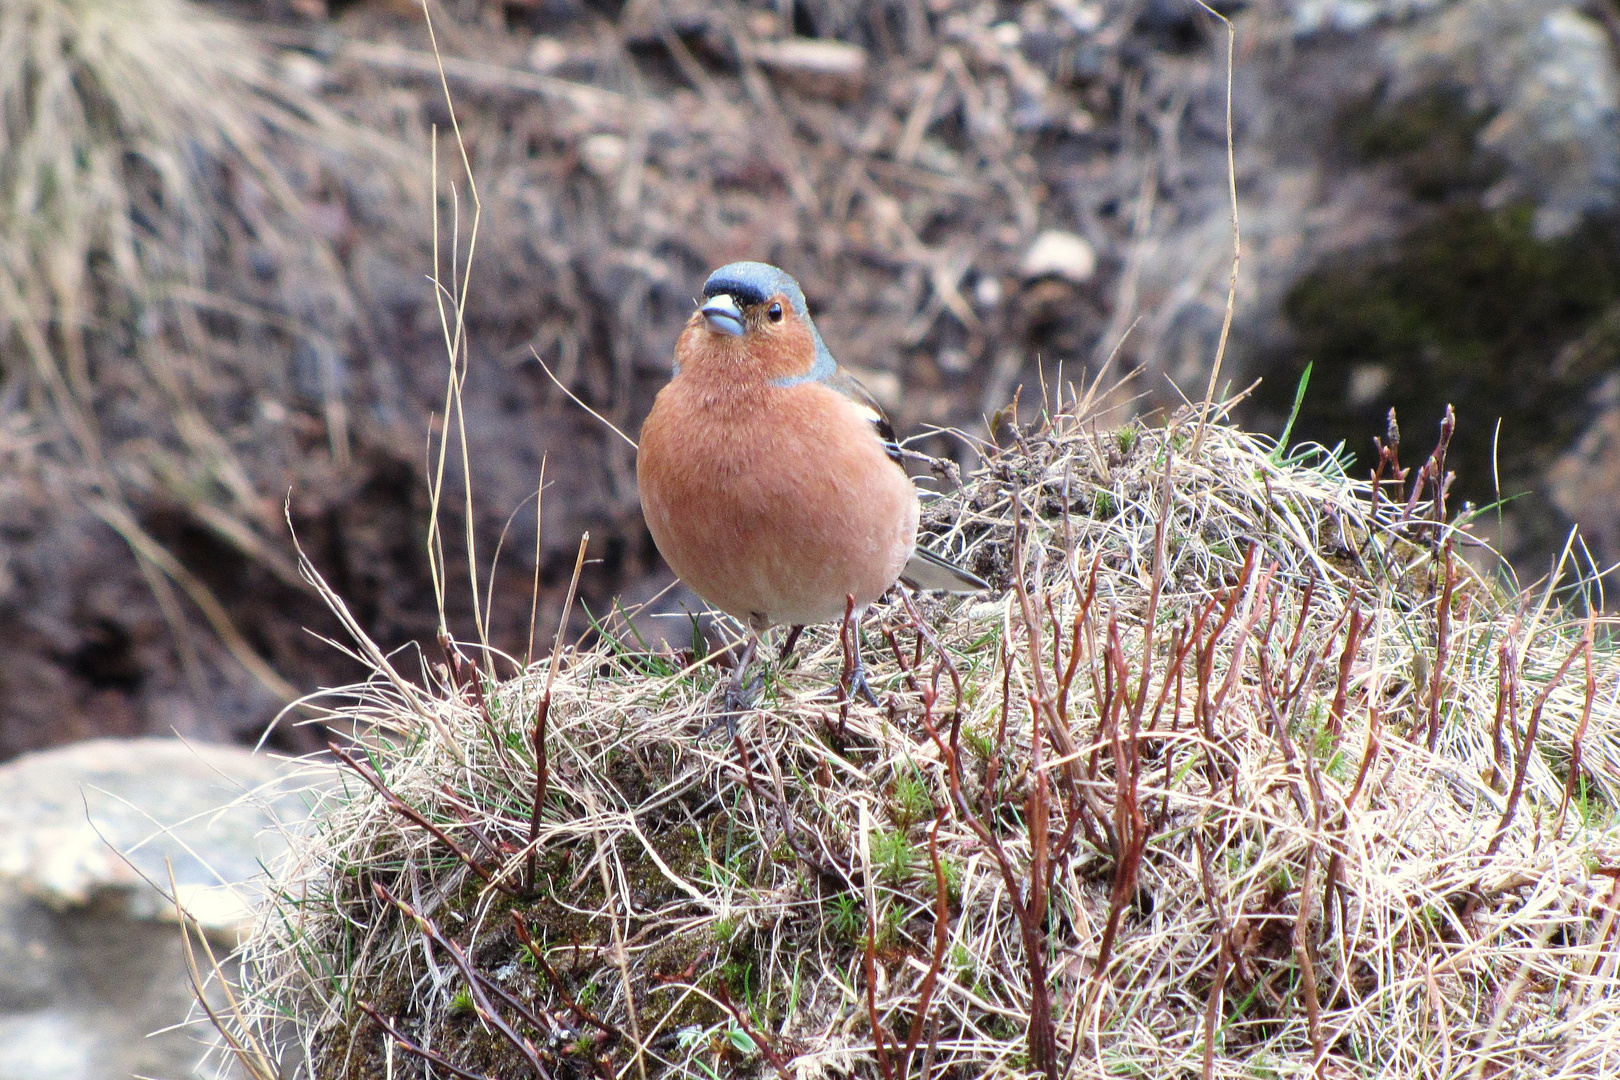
[901,545,991,593]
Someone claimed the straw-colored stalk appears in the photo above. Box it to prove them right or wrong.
[214,406,1620,1079]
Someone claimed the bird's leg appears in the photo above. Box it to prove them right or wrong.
[838,597,879,707]
[848,630,878,707]
[699,635,761,739]
[724,635,761,719]
[778,624,805,664]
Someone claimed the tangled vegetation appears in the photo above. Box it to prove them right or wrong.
[0,0,415,729]
[206,395,1620,1079]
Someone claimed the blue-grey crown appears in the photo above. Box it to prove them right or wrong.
[699,261,836,386]
[702,262,810,320]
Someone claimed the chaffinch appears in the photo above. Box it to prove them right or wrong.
[636,261,987,710]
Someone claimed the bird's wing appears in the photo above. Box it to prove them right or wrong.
[823,368,903,465]
[822,367,989,593]
[901,545,991,593]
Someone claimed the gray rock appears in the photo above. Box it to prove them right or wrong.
[1379,1,1620,236]
[0,738,317,1080]
[1291,0,1447,35]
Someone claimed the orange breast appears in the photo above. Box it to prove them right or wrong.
[636,378,918,629]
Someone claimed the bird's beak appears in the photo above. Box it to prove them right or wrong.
[700,293,746,337]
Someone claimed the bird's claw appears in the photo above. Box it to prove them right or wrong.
[698,641,761,739]
[725,669,762,715]
[845,661,879,708]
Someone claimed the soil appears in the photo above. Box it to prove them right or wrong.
[1,0,1243,759]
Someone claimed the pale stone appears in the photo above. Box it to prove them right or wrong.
[1020,230,1097,283]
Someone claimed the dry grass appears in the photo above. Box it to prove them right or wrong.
[212,397,1620,1079]
[0,0,410,701]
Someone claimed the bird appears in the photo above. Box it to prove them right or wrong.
[636,261,988,713]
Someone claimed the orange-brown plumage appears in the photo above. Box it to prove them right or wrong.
[638,277,918,629]
[636,261,985,708]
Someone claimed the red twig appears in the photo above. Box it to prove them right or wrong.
[1084,625,1149,1019]
[862,891,896,1080]
[330,742,514,895]
[1555,628,1596,838]
[1490,639,1518,791]
[511,911,627,1042]
[902,813,952,1074]
[1486,638,1585,855]
[375,884,551,1076]
[1323,693,1384,939]
[1424,537,1456,751]
[909,596,1061,1080]
[715,984,795,1080]
[1197,833,1233,1080]
[1326,599,1364,740]
[358,1001,498,1080]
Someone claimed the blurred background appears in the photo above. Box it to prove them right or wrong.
[5,0,1620,766]
[8,1,1620,1074]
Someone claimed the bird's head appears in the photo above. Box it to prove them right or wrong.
[673,261,836,386]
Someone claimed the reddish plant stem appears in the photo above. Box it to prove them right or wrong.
[983,637,1012,822]
[715,984,794,1080]
[910,605,1060,1080]
[1326,600,1364,741]
[1402,405,1455,529]
[511,911,627,1042]
[883,626,919,693]
[729,725,844,885]
[1197,545,1258,745]
[1372,410,1404,508]
[1196,832,1233,1080]
[376,884,551,1076]
[330,742,513,895]
[1489,640,1518,790]
[1323,696,1384,939]
[1294,839,1326,1075]
[1487,638,1585,855]
[902,813,953,1074]
[1007,494,1081,799]
[358,1001,500,1080]
[1555,629,1596,838]
[1292,750,1329,1075]
[862,891,896,1080]
[1424,537,1456,751]
[1085,625,1149,1019]
[1130,447,1175,731]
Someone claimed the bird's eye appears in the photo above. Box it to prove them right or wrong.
[767,302,784,322]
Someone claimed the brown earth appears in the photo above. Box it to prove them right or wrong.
[3,0,1248,760]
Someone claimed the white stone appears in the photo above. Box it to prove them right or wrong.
[580,133,628,179]
[528,36,569,74]
[1020,230,1097,283]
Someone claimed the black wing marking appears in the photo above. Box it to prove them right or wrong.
[901,545,991,593]
[825,368,903,466]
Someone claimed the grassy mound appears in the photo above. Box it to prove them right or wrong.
[217,406,1620,1079]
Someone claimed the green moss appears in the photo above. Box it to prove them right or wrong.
[870,827,918,886]
[1264,203,1620,509]
[887,770,935,829]
[1342,85,1501,202]
[828,892,864,942]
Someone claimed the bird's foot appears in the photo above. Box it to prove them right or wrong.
[698,637,760,739]
[725,668,763,714]
[844,659,879,708]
